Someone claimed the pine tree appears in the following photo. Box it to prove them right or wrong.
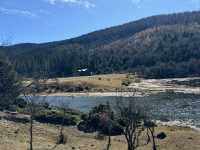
[0,54,21,110]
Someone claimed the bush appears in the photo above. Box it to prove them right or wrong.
[15,98,27,108]
[122,79,131,86]
[34,113,77,126]
[81,113,89,121]
[77,104,123,135]
[157,132,167,140]
[78,115,123,135]
[100,120,123,135]
[3,115,29,123]
[78,120,96,133]
[19,104,81,126]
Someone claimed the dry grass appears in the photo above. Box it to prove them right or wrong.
[48,74,128,92]
[0,119,199,150]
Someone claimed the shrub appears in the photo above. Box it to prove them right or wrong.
[81,113,89,121]
[157,132,167,140]
[3,115,29,123]
[122,79,131,86]
[34,113,77,126]
[15,98,27,108]
[77,104,123,135]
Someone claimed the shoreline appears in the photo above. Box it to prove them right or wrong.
[40,92,148,97]
[1,110,199,132]
[156,120,200,132]
[29,76,200,97]
[39,90,200,97]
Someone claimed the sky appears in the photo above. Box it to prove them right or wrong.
[0,0,200,44]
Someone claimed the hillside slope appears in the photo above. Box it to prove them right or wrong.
[1,11,200,78]
[91,24,200,78]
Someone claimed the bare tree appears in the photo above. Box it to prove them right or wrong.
[23,80,38,150]
[106,120,112,150]
[100,102,113,150]
[56,99,69,144]
[145,126,151,145]
[23,73,48,150]
[144,120,157,150]
[115,89,146,150]
[143,100,158,150]
[23,94,35,150]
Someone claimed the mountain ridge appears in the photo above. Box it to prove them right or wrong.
[1,10,200,78]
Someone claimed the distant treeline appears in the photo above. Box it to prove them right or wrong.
[1,11,200,78]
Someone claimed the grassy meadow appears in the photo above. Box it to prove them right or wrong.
[0,118,200,150]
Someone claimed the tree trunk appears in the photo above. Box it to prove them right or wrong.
[149,128,157,150]
[30,114,33,150]
[106,135,111,150]
[57,109,67,144]
[152,136,157,150]
[146,128,151,144]
[60,109,65,138]
[60,125,64,136]
[128,142,135,150]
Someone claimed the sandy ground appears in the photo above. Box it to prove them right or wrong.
[128,77,200,94]
[0,118,200,150]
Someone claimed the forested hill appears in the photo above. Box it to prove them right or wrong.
[1,11,200,78]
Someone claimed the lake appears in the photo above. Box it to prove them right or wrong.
[38,93,200,129]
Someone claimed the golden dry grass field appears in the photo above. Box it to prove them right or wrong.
[24,74,130,94]
[0,119,199,150]
[51,74,128,91]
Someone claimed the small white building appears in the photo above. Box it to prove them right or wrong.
[77,68,88,72]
